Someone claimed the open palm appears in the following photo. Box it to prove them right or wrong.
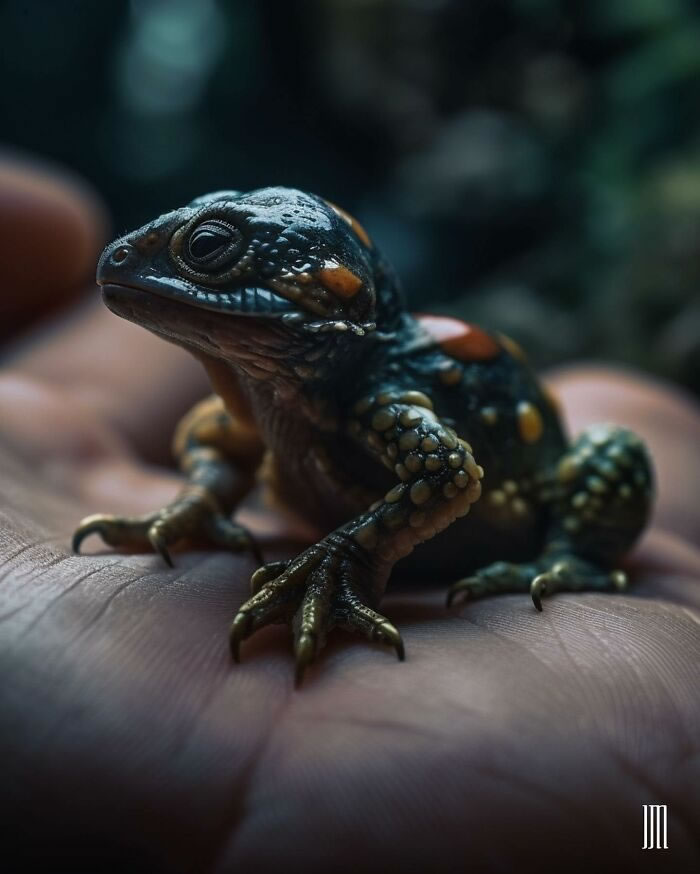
[1,160,698,873]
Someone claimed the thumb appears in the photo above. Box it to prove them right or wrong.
[0,154,109,341]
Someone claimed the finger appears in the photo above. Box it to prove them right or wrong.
[0,155,108,338]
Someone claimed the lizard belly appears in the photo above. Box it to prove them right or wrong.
[260,446,382,535]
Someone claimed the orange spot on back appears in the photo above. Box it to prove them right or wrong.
[417,314,501,362]
[324,199,373,248]
[318,262,363,298]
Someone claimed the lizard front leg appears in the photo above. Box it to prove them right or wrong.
[73,395,265,565]
[231,389,483,684]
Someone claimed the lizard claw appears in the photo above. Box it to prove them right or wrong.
[229,611,252,662]
[148,524,174,568]
[530,573,554,612]
[72,515,107,554]
[375,621,405,661]
[250,560,291,594]
[73,500,262,566]
[228,542,406,683]
[72,513,153,554]
[294,631,316,687]
[450,556,628,613]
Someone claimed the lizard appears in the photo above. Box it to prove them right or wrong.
[72,187,654,685]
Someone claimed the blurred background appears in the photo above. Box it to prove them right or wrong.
[1,0,699,393]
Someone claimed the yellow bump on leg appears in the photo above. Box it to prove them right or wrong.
[381,504,408,529]
[421,435,439,452]
[385,484,408,503]
[399,408,423,428]
[399,430,421,451]
[516,401,543,444]
[410,480,432,505]
[453,470,469,489]
[399,391,434,410]
[405,452,424,472]
[464,456,482,479]
[439,430,458,449]
[395,463,411,481]
[371,408,396,431]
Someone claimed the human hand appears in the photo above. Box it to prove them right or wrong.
[0,159,698,873]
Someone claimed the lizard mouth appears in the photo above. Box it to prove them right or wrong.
[97,274,299,317]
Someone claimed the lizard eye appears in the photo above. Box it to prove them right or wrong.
[186,220,241,268]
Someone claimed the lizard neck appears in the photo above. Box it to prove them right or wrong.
[195,327,378,447]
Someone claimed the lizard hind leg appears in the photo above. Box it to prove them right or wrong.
[448,424,653,610]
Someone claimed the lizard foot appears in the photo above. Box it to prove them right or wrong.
[72,489,262,567]
[230,538,403,686]
[447,555,628,611]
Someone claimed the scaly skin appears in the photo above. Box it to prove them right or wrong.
[73,187,654,684]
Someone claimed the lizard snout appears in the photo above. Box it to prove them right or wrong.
[96,240,138,285]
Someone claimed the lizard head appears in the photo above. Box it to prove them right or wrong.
[97,188,401,371]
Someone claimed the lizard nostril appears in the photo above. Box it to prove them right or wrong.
[111,246,131,264]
